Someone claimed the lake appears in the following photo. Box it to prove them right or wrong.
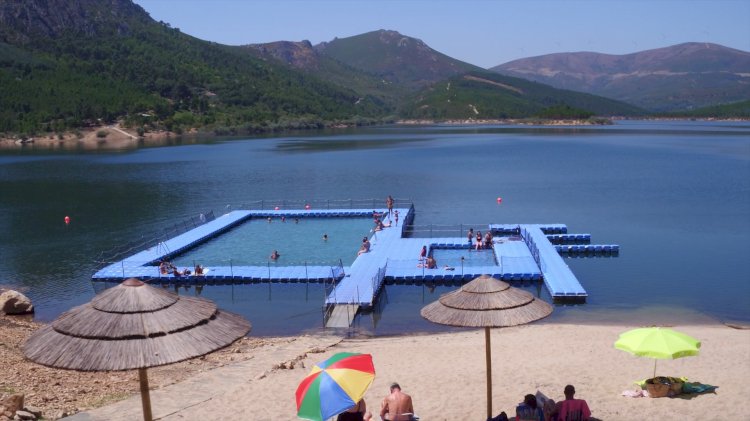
[1,120,748,336]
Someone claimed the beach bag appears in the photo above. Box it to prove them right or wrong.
[644,376,683,398]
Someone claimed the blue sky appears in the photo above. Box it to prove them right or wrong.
[133,0,750,68]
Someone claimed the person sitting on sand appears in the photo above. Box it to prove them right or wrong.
[516,394,544,421]
[270,250,280,260]
[358,237,371,256]
[553,385,591,421]
[380,382,414,421]
[337,398,372,421]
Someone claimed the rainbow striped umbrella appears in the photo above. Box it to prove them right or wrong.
[296,352,375,421]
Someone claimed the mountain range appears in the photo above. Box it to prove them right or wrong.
[0,0,747,137]
[492,43,750,112]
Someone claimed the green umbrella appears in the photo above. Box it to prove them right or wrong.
[614,327,701,378]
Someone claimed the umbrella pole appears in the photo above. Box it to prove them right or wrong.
[485,326,492,419]
[653,359,657,379]
[139,368,153,421]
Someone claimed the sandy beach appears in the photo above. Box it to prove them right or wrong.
[4,317,745,421]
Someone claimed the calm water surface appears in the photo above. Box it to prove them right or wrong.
[1,120,748,336]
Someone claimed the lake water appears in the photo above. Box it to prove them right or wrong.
[1,120,748,336]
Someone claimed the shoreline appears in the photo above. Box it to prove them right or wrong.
[0,125,187,151]
[2,314,748,420]
[3,117,746,152]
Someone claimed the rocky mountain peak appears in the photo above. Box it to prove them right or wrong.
[245,40,319,69]
[0,0,152,44]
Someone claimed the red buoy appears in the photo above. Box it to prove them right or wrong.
[496,197,503,204]
[274,206,280,210]
[305,204,311,210]
[64,215,71,224]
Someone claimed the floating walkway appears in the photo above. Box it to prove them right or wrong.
[94,205,618,327]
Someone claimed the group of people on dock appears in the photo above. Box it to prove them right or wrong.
[159,260,205,276]
[467,228,494,250]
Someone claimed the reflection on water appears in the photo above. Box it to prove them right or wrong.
[2,120,749,335]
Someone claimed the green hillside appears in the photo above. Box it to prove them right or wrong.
[399,71,646,119]
[0,0,389,136]
[243,41,401,113]
[664,100,750,118]
[315,30,482,89]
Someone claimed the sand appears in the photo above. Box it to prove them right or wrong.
[60,322,749,421]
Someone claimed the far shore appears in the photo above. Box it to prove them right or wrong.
[2,117,746,151]
[0,125,185,151]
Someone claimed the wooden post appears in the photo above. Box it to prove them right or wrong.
[485,326,492,419]
[139,368,153,421]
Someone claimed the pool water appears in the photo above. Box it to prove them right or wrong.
[172,217,373,267]
[431,248,497,267]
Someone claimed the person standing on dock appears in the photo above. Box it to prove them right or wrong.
[394,210,399,226]
[467,228,474,247]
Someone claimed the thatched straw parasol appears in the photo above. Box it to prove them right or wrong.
[23,278,251,421]
[421,275,552,419]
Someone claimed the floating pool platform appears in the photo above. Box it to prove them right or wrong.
[93,205,618,326]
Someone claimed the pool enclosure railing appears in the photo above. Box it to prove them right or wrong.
[236,198,411,211]
[93,210,216,271]
[403,223,521,239]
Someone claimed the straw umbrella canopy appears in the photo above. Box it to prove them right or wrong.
[421,275,553,419]
[23,278,251,421]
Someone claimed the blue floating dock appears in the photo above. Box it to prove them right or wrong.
[94,205,618,322]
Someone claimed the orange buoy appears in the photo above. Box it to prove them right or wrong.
[64,216,71,224]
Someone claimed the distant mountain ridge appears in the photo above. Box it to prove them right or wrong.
[246,29,641,118]
[491,43,750,111]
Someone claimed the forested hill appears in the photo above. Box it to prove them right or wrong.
[315,30,483,89]
[0,0,389,135]
[399,71,645,120]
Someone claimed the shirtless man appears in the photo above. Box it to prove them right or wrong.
[380,383,414,421]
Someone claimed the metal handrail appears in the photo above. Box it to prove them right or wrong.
[237,198,412,211]
[94,211,215,269]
